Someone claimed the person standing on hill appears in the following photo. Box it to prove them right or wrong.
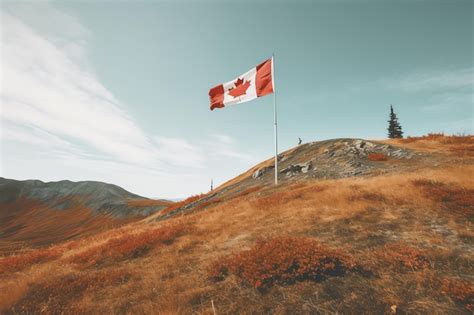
[298,138,302,145]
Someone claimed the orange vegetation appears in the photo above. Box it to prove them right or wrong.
[400,133,470,144]
[209,236,357,289]
[1,137,473,314]
[367,152,388,161]
[126,199,172,207]
[441,278,474,312]
[11,269,130,314]
[0,247,62,273]
[389,133,474,156]
[0,198,133,252]
[412,179,474,216]
[69,221,191,267]
[375,242,430,271]
[251,184,326,210]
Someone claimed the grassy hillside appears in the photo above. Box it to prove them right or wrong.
[0,135,472,314]
[0,179,172,252]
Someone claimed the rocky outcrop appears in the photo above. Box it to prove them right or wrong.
[250,139,420,181]
[253,166,274,179]
[280,161,312,177]
[323,140,414,160]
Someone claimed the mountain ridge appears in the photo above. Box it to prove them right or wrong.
[1,135,473,314]
[0,177,172,251]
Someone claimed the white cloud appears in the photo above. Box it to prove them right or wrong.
[207,134,255,162]
[0,5,257,198]
[1,11,158,164]
[380,68,473,130]
[420,93,473,113]
[210,134,234,144]
[382,68,474,92]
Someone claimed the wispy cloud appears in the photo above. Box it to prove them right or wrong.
[380,68,473,131]
[207,134,255,162]
[2,10,159,164]
[0,6,256,197]
[420,93,472,113]
[381,68,473,92]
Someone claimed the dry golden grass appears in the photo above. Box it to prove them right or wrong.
[0,247,63,273]
[441,278,474,312]
[68,221,191,268]
[373,242,431,271]
[126,198,173,207]
[0,198,133,253]
[386,133,474,156]
[1,137,473,314]
[158,194,206,216]
[10,268,131,314]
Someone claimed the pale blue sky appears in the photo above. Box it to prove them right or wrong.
[1,0,472,198]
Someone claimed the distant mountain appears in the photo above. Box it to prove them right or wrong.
[0,178,172,251]
[4,136,472,314]
[0,177,170,217]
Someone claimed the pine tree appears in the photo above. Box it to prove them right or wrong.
[387,105,403,138]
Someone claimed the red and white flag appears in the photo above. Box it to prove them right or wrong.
[209,57,274,110]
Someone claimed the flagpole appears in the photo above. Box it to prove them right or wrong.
[272,53,278,185]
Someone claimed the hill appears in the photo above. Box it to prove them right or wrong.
[0,178,171,252]
[148,138,435,221]
[0,134,472,314]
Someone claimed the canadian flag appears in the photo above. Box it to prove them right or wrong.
[209,57,274,110]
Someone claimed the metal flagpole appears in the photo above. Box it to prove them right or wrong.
[272,53,278,185]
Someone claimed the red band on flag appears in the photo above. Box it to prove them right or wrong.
[256,58,273,97]
[209,84,225,111]
[209,57,274,110]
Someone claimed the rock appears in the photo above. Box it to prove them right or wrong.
[280,161,312,176]
[252,166,273,179]
[301,161,312,173]
[252,168,265,179]
[354,140,365,149]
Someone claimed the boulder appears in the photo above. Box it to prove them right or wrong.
[253,166,274,179]
[280,161,313,177]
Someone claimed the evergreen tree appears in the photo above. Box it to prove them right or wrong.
[387,105,403,138]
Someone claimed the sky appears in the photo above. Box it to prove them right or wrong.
[1,0,472,199]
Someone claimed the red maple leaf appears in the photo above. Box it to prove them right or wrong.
[228,78,251,98]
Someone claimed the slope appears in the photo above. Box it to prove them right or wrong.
[0,134,473,314]
[0,178,172,252]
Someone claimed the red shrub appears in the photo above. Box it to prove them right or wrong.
[375,242,430,271]
[69,222,190,267]
[367,153,387,161]
[0,247,62,273]
[412,179,474,216]
[441,278,474,312]
[12,269,130,314]
[209,236,357,289]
